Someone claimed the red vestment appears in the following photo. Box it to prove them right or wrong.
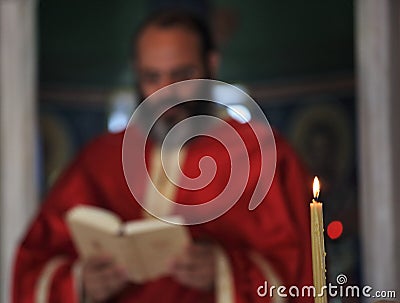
[13,118,313,303]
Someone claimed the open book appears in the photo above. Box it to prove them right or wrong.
[66,205,191,283]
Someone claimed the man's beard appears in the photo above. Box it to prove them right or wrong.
[145,100,214,146]
[135,73,216,146]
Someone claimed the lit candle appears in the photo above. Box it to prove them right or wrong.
[310,177,328,303]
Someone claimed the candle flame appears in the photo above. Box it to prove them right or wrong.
[313,176,320,200]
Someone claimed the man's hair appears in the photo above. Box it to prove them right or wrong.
[131,10,216,60]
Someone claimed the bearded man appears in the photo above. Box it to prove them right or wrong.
[13,11,313,303]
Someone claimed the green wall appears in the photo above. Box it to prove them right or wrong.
[38,0,353,87]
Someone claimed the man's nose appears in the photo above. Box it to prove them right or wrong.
[158,75,176,90]
[152,76,179,107]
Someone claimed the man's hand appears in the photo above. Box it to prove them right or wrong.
[82,254,128,302]
[169,241,216,291]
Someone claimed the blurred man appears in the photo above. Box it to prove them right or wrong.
[13,11,313,303]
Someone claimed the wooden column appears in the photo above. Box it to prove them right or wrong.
[0,0,38,302]
[356,0,400,298]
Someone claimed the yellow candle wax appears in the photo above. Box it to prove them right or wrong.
[310,177,328,303]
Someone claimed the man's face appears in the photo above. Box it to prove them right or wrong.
[135,25,214,142]
[136,25,208,98]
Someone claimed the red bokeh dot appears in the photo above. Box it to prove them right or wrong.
[327,221,343,240]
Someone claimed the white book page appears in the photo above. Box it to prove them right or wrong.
[66,205,121,235]
[123,216,185,235]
